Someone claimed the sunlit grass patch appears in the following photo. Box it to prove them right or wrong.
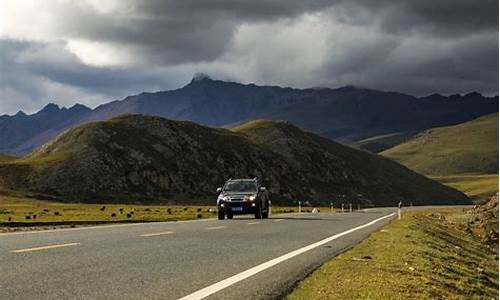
[433,174,498,203]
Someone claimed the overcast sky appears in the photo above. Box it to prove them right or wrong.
[0,0,498,115]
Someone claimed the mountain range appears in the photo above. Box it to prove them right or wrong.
[0,115,469,206]
[1,76,497,155]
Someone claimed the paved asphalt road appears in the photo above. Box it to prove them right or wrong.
[0,208,398,300]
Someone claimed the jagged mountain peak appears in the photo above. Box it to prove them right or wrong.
[14,110,27,117]
[68,103,91,112]
[190,72,212,83]
[38,103,60,113]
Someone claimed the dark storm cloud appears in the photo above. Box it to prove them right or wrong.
[333,0,498,36]
[10,41,160,91]
[47,0,497,63]
[0,0,498,114]
[319,31,498,96]
[41,0,334,65]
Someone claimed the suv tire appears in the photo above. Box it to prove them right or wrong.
[227,212,234,219]
[218,210,225,220]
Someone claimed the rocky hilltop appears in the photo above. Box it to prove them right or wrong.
[0,115,469,206]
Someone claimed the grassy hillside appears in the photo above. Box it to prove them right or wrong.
[0,153,16,162]
[432,174,498,203]
[0,115,469,206]
[382,113,498,176]
[232,119,468,206]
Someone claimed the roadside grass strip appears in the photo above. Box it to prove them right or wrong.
[287,208,499,300]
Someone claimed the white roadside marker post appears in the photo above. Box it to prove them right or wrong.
[349,203,352,213]
[398,201,402,220]
[269,200,272,216]
[341,203,344,214]
[298,201,301,213]
[330,202,333,213]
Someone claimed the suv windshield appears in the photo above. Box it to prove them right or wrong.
[223,181,257,193]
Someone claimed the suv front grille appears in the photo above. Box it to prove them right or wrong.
[228,197,245,202]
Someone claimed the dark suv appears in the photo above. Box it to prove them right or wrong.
[216,178,270,220]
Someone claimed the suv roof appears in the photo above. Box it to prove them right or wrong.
[226,178,259,184]
[226,177,258,181]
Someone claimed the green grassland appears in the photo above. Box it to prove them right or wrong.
[287,208,499,300]
[0,195,215,225]
[0,194,312,232]
[0,153,17,163]
[382,113,498,176]
[433,174,499,203]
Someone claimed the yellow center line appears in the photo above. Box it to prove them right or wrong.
[206,226,226,230]
[10,242,80,253]
[140,231,174,237]
[246,222,260,225]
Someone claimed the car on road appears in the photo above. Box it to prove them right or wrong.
[216,178,270,220]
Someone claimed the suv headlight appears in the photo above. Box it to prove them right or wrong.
[218,195,229,202]
[245,195,256,201]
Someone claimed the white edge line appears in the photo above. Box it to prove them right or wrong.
[206,226,226,230]
[140,231,174,237]
[246,222,260,225]
[177,212,396,300]
[10,242,80,253]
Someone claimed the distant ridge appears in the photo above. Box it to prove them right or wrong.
[0,76,497,155]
